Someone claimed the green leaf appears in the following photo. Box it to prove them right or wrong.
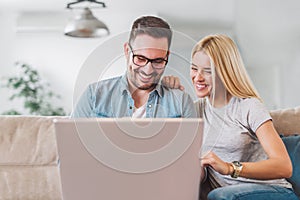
[2,109,22,115]
[2,62,66,116]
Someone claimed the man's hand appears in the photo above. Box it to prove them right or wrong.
[161,76,185,91]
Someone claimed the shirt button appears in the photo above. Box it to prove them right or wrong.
[129,106,133,109]
[148,104,152,108]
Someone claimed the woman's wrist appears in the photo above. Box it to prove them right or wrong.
[226,162,234,176]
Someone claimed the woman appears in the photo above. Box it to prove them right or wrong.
[164,34,298,200]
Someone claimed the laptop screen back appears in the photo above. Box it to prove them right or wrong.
[54,118,203,200]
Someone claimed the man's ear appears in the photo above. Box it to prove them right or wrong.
[167,50,170,57]
[124,42,130,58]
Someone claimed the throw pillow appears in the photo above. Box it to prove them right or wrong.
[281,134,300,198]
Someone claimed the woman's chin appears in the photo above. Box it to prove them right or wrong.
[196,90,209,99]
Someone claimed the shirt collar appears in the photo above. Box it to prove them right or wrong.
[120,73,129,95]
[153,83,163,97]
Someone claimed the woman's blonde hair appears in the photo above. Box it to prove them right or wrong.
[192,34,261,101]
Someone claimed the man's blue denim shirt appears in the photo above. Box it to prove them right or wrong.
[71,73,196,118]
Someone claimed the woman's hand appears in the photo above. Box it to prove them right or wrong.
[200,151,232,176]
[200,121,292,180]
[161,76,185,91]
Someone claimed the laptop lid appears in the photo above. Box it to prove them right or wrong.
[54,118,203,200]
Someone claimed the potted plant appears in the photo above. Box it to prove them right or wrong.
[1,62,66,116]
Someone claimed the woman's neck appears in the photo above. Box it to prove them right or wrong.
[209,92,232,108]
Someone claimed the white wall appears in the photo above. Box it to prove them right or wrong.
[235,0,300,109]
[0,9,156,114]
[1,1,300,115]
[0,12,20,113]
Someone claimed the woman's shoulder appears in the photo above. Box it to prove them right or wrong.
[235,97,260,102]
[235,97,270,119]
[235,97,264,109]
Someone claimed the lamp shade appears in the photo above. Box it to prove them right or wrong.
[64,7,109,38]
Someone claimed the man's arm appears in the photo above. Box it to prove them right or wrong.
[71,85,94,118]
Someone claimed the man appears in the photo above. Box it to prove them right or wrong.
[72,16,196,118]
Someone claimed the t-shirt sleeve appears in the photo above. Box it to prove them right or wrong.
[246,98,272,133]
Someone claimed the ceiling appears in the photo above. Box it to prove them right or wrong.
[0,0,236,24]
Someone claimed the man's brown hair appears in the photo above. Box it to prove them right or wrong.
[129,16,172,48]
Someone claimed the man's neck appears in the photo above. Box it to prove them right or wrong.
[131,90,150,108]
[127,80,155,108]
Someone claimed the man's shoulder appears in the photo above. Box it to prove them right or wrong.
[159,85,194,105]
[159,85,196,117]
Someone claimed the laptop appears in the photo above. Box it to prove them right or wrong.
[54,118,203,200]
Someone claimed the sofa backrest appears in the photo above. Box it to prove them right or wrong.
[0,107,299,199]
[270,106,300,136]
[0,115,63,200]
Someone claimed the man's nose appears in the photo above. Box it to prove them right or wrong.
[142,62,154,74]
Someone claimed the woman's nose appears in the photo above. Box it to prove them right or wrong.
[195,71,205,81]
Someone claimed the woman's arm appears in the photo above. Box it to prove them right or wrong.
[201,120,292,180]
[238,120,292,179]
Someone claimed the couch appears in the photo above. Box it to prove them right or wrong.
[0,116,63,200]
[270,106,300,198]
[0,106,299,200]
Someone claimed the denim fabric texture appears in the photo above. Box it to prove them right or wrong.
[204,135,300,200]
[72,73,196,118]
[207,183,299,200]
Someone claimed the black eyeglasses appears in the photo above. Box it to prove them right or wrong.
[128,44,168,69]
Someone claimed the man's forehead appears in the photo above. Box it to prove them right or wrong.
[131,35,169,51]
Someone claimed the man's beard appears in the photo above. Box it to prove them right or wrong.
[129,69,161,91]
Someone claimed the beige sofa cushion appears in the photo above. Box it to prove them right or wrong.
[0,116,63,200]
[0,116,59,165]
[0,166,62,200]
[270,106,300,136]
